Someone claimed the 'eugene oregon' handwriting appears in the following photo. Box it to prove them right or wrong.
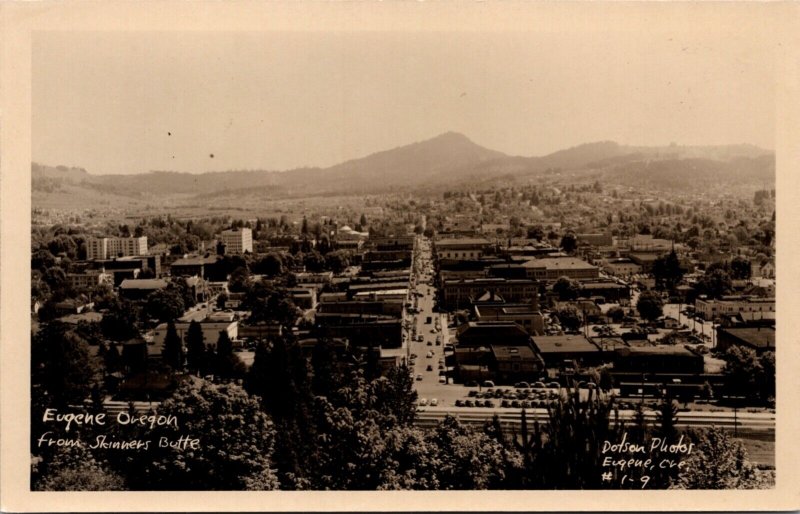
[36,408,199,451]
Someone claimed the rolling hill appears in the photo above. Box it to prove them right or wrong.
[32,132,774,204]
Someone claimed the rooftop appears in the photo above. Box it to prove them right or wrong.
[719,326,776,350]
[119,279,168,290]
[521,257,597,270]
[531,335,600,354]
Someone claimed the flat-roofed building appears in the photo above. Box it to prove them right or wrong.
[86,236,148,260]
[613,345,704,374]
[119,278,168,301]
[152,313,238,349]
[521,257,599,282]
[456,321,532,347]
[170,255,219,278]
[434,238,493,261]
[441,278,538,309]
[716,326,776,354]
[473,302,544,335]
[530,334,605,368]
[695,296,775,322]
[66,269,112,290]
[219,228,253,255]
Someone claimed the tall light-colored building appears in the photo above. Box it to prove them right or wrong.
[219,228,253,254]
[86,236,148,260]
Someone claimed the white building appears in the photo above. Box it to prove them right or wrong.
[219,228,253,255]
[695,296,775,322]
[66,269,113,290]
[152,311,239,348]
[86,236,148,260]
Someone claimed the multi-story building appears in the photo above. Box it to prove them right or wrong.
[441,278,538,309]
[66,269,113,290]
[219,228,253,255]
[434,238,493,261]
[695,296,775,322]
[152,311,238,349]
[520,257,599,282]
[86,236,148,260]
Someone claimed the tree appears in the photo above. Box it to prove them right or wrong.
[636,290,663,322]
[652,250,685,292]
[554,306,582,332]
[559,232,578,254]
[101,300,140,341]
[161,320,183,370]
[730,256,752,280]
[513,390,624,488]
[145,287,186,323]
[185,320,205,376]
[722,346,773,402]
[33,445,125,491]
[553,276,580,301]
[607,306,625,323]
[673,427,769,489]
[136,381,280,490]
[214,330,245,380]
[32,322,99,407]
[527,225,545,241]
[425,415,511,489]
[693,268,733,301]
[228,266,251,293]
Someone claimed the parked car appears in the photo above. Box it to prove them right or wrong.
[533,381,546,389]
[547,382,560,389]
[515,381,531,389]
[416,374,423,381]
[438,375,446,384]
[482,380,496,388]
[426,364,433,371]
[430,398,439,406]
[465,381,478,387]
[418,398,428,406]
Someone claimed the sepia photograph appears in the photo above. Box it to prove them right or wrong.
[2,1,799,511]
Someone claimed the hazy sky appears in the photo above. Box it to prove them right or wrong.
[33,30,776,175]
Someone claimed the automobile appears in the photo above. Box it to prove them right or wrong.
[511,400,520,408]
[427,341,433,346]
[464,400,475,408]
[547,382,561,389]
[430,329,437,334]
[410,353,418,359]
[427,350,434,358]
[438,375,446,384]
[417,335,424,342]
[430,398,439,406]
[409,359,416,366]
[418,398,428,406]
[435,340,441,346]
[416,374,423,381]
[484,400,495,408]
[533,382,547,389]
[514,381,531,389]
[482,380,496,388]
[426,364,433,371]
[455,399,464,407]
[438,364,444,370]
[501,399,510,408]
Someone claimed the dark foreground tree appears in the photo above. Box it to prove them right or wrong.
[637,290,664,322]
[161,320,183,370]
[134,380,280,490]
[672,427,771,489]
[33,445,125,491]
